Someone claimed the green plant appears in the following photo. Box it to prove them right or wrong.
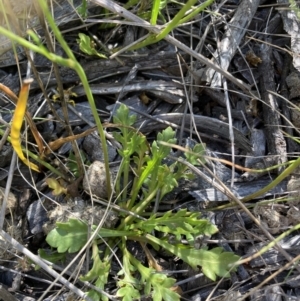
[127,0,215,51]
[43,104,240,301]
[76,33,107,58]
[77,0,88,18]
[0,1,239,299]
[96,0,215,50]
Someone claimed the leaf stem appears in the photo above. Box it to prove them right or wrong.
[121,187,159,228]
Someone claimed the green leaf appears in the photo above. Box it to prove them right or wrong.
[80,243,109,282]
[127,133,147,157]
[185,143,206,165]
[118,250,139,285]
[179,247,240,280]
[116,243,141,300]
[156,164,178,198]
[141,268,179,300]
[135,127,176,192]
[80,243,110,301]
[46,218,139,253]
[197,248,239,278]
[152,127,176,160]
[151,275,179,301]
[128,252,180,301]
[113,104,137,127]
[145,234,240,281]
[76,33,107,58]
[116,285,140,301]
[46,219,89,253]
[67,150,90,177]
[149,273,179,301]
[86,289,102,301]
[116,131,146,159]
[133,210,218,243]
[77,0,88,18]
[157,126,175,144]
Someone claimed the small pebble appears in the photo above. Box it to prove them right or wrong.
[83,161,111,199]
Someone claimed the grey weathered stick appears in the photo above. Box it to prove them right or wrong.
[279,53,298,153]
[278,0,300,71]
[203,0,261,87]
[134,113,252,152]
[72,80,185,104]
[258,41,287,173]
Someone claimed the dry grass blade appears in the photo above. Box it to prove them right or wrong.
[10,78,40,172]
[45,126,97,155]
[0,83,44,155]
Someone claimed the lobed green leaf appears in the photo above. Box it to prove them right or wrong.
[130,252,180,301]
[116,286,140,301]
[145,234,240,281]
[113,104,137,127]
[177,247,240,281]
[185,143,206,165]
[46,219,137,253]
[46,219,89,253]
[80,243,110,301]
[133,209,218,243]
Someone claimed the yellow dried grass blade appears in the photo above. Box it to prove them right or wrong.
[11,78,40,172]
[0,83,44,156]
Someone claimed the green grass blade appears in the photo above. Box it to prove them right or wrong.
[150,0,161,25]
